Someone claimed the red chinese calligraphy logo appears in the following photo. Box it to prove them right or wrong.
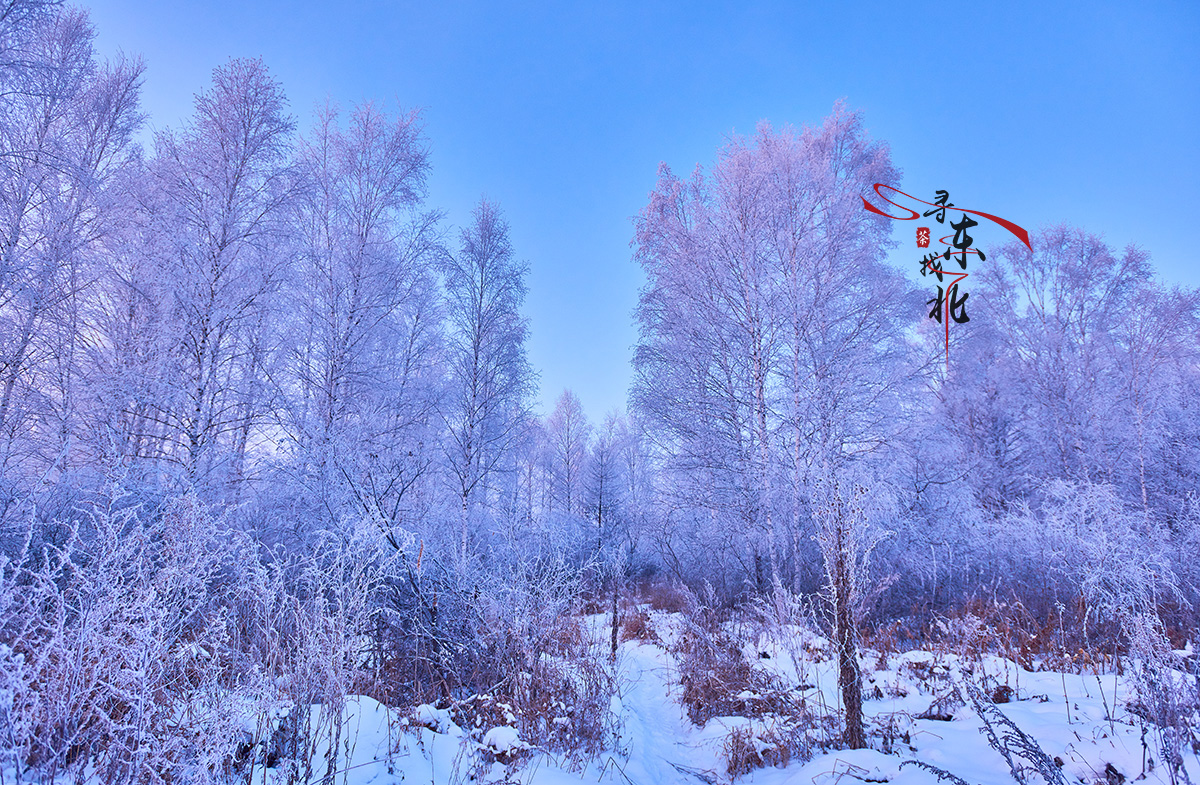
[862,184,1030,371]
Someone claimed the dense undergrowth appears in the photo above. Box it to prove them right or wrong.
[3,513,1199,785]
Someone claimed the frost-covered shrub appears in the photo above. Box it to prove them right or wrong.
[721,711,830,782]
[1009,480,1179,625]
[0,640,27,779]
[618,604,654,643]
[672,587,833,768]
[674,597,773,726]
[372,536,621,765]
[469,555,620,761]
[1125,613,1196,785]
[0,494,252,783]
[0,492,413,784]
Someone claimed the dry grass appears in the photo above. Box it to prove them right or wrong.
[658,588,835,779]
[618,606,655,643]
[637,578,697,614]
[724,725,761,780]
[861,595,1157,675]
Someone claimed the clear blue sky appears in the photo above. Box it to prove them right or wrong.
[84,0,1199,421]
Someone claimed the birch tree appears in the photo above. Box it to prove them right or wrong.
[284,100,442,540]
[440,199,534,557]
[631,104,915,594]
[0,3,142,532]
[136,58,294,498]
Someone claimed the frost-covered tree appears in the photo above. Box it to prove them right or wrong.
[585,412,627,556]
[0,3,142,534]
[440,199,534,557]
[282,100,442,542]
[631,104,918,594]
[970,227,1150,490]
[545,389,591,520]
[812,479,891,749]
[893,225,1200,619]
[133,58,294,497]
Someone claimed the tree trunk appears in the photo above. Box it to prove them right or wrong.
[835,545,865,749]
[610,574,619,658]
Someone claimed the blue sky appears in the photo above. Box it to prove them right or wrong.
[84,0,1199,421]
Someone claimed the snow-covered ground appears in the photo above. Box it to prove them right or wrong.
[223,609,1198,785]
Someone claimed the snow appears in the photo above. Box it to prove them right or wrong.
[412,703,456,735]
[481,725,523,754]
[9,611,1196,785]
[269,622,1192,785]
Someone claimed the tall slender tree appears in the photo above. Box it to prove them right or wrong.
[544,389,591,520]
[631,104,915,593]
[130,58,294,498]
[0,3,142,532]
[440,199,534,557]
[284,100,443,540]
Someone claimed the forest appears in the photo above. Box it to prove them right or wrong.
[1,2,1198,784]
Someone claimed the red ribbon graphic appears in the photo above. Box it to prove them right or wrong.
[862,184,1032,251]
